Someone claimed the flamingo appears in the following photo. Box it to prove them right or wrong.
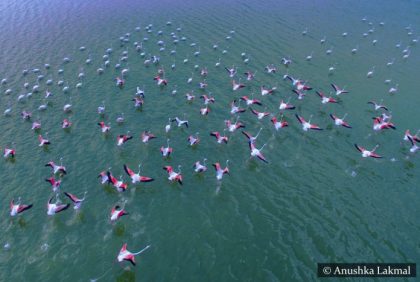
[160,139,173,157]
[171,117,189,128]
[188,133,200,146]
[32,121,42,130]
[200,94,215,105]
[210,131,229,144]
[295,114,322,131]
[279,98,295,111]
[116,113,125,124]
[165,118,172,133]
[271,116,289,130]
[21,110,32,120]
[132,97,144,108]
[38,134,50,147]
[116,77,125,88]
[403,130,420,143]
[200,106,210,116]
[198,81,208,89]
[242,128,262,144]
[47,197,70,215]
[230,100,246,114]
[285,76,312,91]
[260,85,277,96]
[186,91,195,102]
[97,101,106,115]
[265,64,277,73]
[193,158,207,173]
[232,80,245,91]
[45,160,66,175]
[292,89,306,100]
[354,144,382,158]
[163,165,183,185]
[244,71,256,81]
[213,160,229,180]
[240,96,262,106]
[153,75,168,86]
[225,118,245,132]
[141,131,157,143]
[225,66,237,77]
[107,172,128,192]
[372,117,396,131]
[10,198,33,216]
[407,136,419,153]
[110,205,129,222]
[117,134,133,146]
[367,100,388,111]
[200,68,208,77]
[117,244,151,266]
[124,164,154,184]
[331,84,348,95]
[64,191,87,210]
[330,114,352,128]
[250,108,270,120]
[316,91,337,104]
[62,119,72,129]
[388,84,398,94]
[98,122,111,133]
[249,142,268,163]
[98,170,110,184]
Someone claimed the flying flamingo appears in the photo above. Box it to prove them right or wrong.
[213,160,230,180]
[163,165,183,185]
[230,100,246,114]
[117,134,133,146]
[260,85,277,96]
[188,133,200,146]
[330,114,352,128]
[240,96,262,106]
[316,91,337,104]
[249,142,268,163]
[225,118,245,132]
[124,164,154,184]
[242,128,262,144]
[193,158,207,173]
[232,80,245,91]
[250,108,270,120]
[98,122,111,133]
[331,84,348,95]
[45,159,66,174]
[47,197,70,215]
[160,139,173,157]
[107,172,128,192]
[367,100,388,111]
[10,198,33,216]
[141,131,157,143]
[110,205,129,222]
[271,115,289,130]
[210,131,229,144]
[117,244,151,266]
[354,144,382,158]
[295,114,322,131]
[279,98,295,111]
[45,176,61,192]
[64,191,87,210]
[38,134,51,147]
[372,117,396,131]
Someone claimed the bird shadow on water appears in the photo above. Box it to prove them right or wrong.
[113,223,126,237]
[116,268,136,282]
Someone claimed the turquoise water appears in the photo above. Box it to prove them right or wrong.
[0,0,419,281]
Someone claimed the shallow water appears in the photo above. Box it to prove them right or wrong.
[0,0,419,281]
